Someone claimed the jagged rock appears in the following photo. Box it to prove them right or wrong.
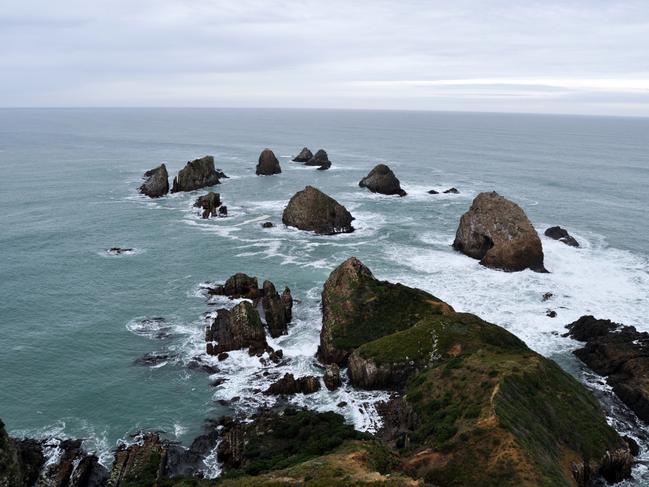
[261,221,274,228]
[106,247,133,255]
[281,287,293,323]
[443,187,459,194]
[545,226,580,247]
[318,257,452,365]
[292,147,313,162]
[323,364,341,391]
[1,420,43,487]
[206,302,268,355]
[264,374,321,395]
[109,433,166,486]
[171,155,225,193]
[282,186,354,235]
[194,191,221,219]
[165,422,220,478]
[304,149,331,170]
[542,292,553,302]
[375,396,418,449]
[261,280,289,338]
[599,448,634,483]
[256,149,282,176]
[209,273,261,300]
[566,315,649,422]
[358,164,406,196]
[347,351,419,390]
[139,164,169,198]
[453,191,547,272]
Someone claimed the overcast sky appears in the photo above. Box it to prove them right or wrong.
[2,0,649,115]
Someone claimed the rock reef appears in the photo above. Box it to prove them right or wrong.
[453,191,547,272]
[282,186,354,235]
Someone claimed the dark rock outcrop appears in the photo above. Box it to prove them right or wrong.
[304,149,331,170]
[453,191,547,272]
[106,247,133,256]
[282,186,354,235]
[264,373,321,395]
[566,315,649,422]
[358,164,406,196]
[323,364,341,391]
[171,155,225,193]
[194,191,222,219]
[205,301,268,356]
[261,281,290,338]
[318,257,452,365]
[256,149,282,176]
[292,147,313,162]
[109,433,166,486]
[139,164,169,198]
[261,221,274,228]
[443,187,459,194]
[428,189,439,195]
[218,206,228,216]
[208,273,261,300]
[545,226,580,247]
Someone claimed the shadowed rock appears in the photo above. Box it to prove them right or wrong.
[359,164,406,196]
[323,364,341,391]
[545,226,580,247]
[282,186,354,235]
[443,187,459,194]
[292,147,313,162]
[453,191,547,272]
[139,164,169,198]
[304,149,331,170]
[194,191,221,218]
[264,373,321,395]
[256,149,282,176]
[171,156,225,193]
[205,301,268,355]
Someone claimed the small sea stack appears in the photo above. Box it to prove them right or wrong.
[358,164,406,196]
[304,149,331,170]
[256,148,282,176]
[171,155,226,193]
[545,226,580,247]
[292,147,313,162]
[194,191,222,219]
[453,191,546,272]
[139,163,169,198]
[282,186,354,235]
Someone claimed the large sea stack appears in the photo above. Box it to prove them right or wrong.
[359,164,406,196]
[282,186,354,235]
[139,164,169,198]
[453,191,546,272]
[304,149,331,170]
[171,155,225,193]
[256,148,282,176]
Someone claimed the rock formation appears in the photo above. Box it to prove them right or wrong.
[292,147,313,162]
[264,373,321,395]
[171,155,226,193]
[282,186,354,235]
[443,187,459,194]
[318,257,453,365]
[545,226,580,247]
[205,301,268,356]
[139,164,169,198]
[566,315,649,422]
[452,191,547,272]
[261,280,290,338]
[323,364,341,391]
[304,149,331,170]
[193,191,222,219]
[358,164,407,196]
[255,149,282,176]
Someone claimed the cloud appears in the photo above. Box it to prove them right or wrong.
[1,0,648,115]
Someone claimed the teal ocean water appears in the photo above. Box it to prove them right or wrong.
[1,108,649,480]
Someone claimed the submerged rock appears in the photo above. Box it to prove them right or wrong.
[358,164,406,196]
[264,373,321,395]
[545,226,580,247]
[256,148,282,176]
[171,155,225,193]
[453,191,547,272]
[194,191,221,219]
[304,149,331,170]
[566,315,649,422]
[109,433,166,486]
[139,164,169,198]
[205,301,268,355]
[292,147,313,162]
[282,186,354,235]
[106,247,133,255]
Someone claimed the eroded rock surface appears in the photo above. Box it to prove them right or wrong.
[171,156,226,193]
[282,186,354,235]
[139,164,169,198]
[545,226,580,247]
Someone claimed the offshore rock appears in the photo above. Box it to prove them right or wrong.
[194,191,221,219]
[261,280,289,338]
[359,164,406,196]
[453,191,547,272]
[256,148,282,176]
[205,301,268,355]
[545,226,580,247]
[304,149,331,170]
[292,147,313,162]
[138,164,169,198]
[171,155,225,193]
[282,186,354,235]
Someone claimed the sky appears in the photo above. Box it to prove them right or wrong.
[1,0,649,115]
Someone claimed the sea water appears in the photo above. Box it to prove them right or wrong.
[0,108,648,481]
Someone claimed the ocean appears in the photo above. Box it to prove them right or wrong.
[1,108,648,481]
